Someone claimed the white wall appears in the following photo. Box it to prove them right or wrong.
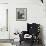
[0,0,8,3]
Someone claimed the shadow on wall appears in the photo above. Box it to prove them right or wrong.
[40,25,45,46]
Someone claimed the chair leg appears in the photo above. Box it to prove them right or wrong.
[20,41,21,45]
[30,39,34,46]
[30,41,34,46]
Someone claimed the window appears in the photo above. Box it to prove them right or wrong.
[0,3,8,31]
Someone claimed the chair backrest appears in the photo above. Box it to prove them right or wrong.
[27,23,40,35]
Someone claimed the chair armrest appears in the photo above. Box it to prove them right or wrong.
[19,31,27,41]
[22,31,28,35]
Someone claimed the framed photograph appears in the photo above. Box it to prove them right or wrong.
[16,8,27,21]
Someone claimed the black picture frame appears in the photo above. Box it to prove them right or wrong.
[16,8,27,21]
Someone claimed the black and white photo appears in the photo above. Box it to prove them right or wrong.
[16,8,27,21]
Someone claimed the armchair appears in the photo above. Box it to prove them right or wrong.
[19,23,40,46]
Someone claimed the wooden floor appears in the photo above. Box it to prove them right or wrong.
[19,41,43,46]
[0,39,14,43]
[0,43,13,46]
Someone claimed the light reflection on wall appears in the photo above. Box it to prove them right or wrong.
[0,3,8,31]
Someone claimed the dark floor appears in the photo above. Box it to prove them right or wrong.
[19,41,43,46]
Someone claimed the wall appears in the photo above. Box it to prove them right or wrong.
[0,0,8,3]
